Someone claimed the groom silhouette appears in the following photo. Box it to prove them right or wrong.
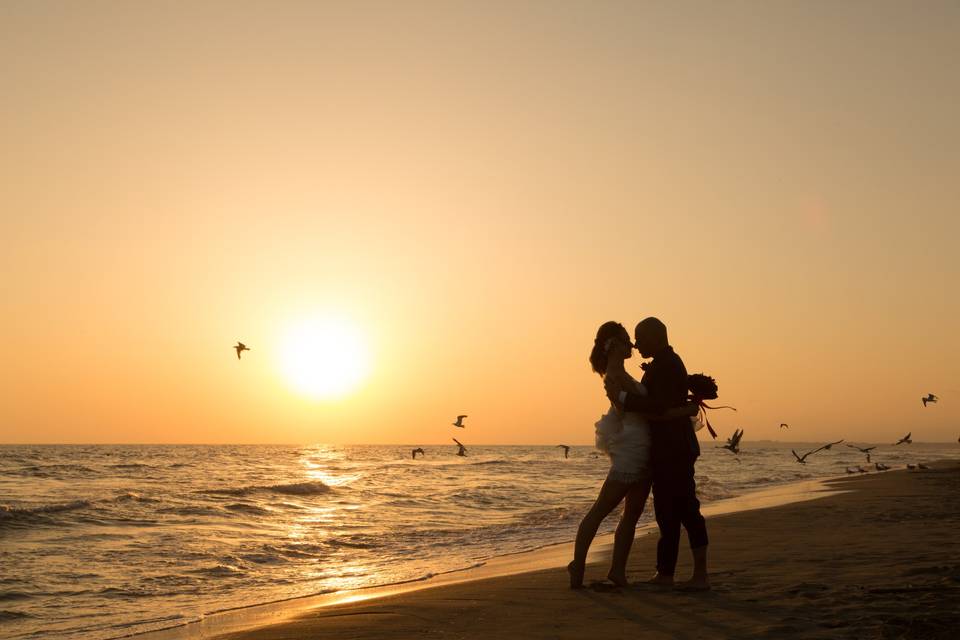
[605,317,710,590]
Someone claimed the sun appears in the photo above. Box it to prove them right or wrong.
[278,316,371,399]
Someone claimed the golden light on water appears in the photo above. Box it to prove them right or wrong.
[277,316,371,400]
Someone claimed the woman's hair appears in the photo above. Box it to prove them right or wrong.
[589,321,628,376]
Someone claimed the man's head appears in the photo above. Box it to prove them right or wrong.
[634,317,668,358]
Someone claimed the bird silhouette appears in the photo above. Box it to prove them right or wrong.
[791,440,843,464]
[557,444,570,459]
[234,342,250,360]
[779,423,789,429]
[719,429,744,455]
[921,394,938,407]
[845,444,876,463]
[452,415,468,428]
[411,448,425,460]
[894,432,912,445]
[453,438,467,457]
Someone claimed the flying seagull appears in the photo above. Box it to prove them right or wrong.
[557,444,570,459]
[895,432,912,446]
[779,423,789,430]
[453,438,467,457]
[234,342,250,360]
[819,439,844,451]
[719,429,744,455]
[921,394,938,407]
[845,444,877,463]
[791,440,843,464]
[411,448,425,460]
[452,415,468,428]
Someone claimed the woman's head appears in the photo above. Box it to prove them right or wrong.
[589,321,631,375]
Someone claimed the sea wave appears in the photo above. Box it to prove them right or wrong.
[204,480,333,497]
[0,610,34,621]
[0,500,92,526]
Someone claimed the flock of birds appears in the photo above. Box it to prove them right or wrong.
[231,343,953,466]
[714,390,950,473]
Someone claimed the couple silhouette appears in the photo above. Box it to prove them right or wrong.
[568,317,710,591]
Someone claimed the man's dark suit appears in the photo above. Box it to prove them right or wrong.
[622,345,709,576]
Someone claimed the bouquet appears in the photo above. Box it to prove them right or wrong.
[687,373,735,439]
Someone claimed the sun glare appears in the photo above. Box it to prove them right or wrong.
[278,316,371,399]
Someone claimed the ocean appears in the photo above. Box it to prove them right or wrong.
[2,441,958,639]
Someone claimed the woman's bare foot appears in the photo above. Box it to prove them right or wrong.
[606,570,629,587]
[676,575,711,591]
[645,573,674,588]
[567,561,585,589]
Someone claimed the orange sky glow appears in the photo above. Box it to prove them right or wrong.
[2,1,958,444]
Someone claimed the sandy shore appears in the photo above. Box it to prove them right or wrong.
[172,464,959,640]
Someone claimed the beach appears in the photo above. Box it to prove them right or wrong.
[204,463,959,640]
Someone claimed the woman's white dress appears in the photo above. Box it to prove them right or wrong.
[594,385,652,485]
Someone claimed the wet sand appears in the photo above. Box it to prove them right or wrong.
[193,463,960,640]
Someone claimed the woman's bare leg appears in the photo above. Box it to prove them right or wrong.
[569,477,630,588]
[607,479,652,586]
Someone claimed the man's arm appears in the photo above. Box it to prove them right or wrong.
[604,371,670,413]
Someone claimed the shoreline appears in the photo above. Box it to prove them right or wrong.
[142,462,960,639]
[133,474,849,640]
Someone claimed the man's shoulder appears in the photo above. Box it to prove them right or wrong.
[660,347,686,368]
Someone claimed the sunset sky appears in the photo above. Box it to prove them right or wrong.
[2,1,958,445]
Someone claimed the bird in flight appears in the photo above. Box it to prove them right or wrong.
[234,342,250,360]
[894,432,912,446]
[921,394,938,407]
[453,438,467,457]
[557,444,570,459]
[719,429,744,455]
[779,423,789,430]
[452,415,468,428]
[791,440,843,464]
[411,448,425,460]
[845,444,877,463]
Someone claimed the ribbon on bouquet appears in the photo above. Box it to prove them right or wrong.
[696,401,737,440]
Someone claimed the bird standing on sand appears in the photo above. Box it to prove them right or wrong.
[845,444,877,463]
[719,429,744,455]
[780,423,789,430]
[557,445,570,459]
[921,394,938,407]
[234,342,250,360]
[895,432,912,445]
[452,415,468,428]
[453,438,467,457]
[411,448,425,459]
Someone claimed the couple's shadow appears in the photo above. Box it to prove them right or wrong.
[583,580,717,595]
